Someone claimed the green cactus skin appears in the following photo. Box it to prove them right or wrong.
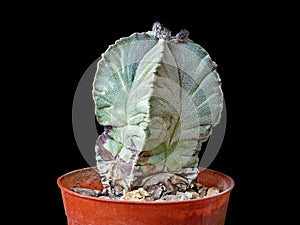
[93,22,223,199]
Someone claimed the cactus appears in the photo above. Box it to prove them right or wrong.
[92,22,223,199]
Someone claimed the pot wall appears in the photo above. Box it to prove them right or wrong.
[57,167,234,225]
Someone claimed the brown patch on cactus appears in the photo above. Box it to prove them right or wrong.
[137,151,151,163]
[144,163,156,174]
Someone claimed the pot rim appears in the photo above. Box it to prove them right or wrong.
[57,166,234,205]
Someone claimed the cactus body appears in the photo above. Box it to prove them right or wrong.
[93,23,223,198]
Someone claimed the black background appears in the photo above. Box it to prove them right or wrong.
[12,2,288,225]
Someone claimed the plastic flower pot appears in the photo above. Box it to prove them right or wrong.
[57,167,234,225]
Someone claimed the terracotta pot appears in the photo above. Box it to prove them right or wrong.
[57,167,234,225]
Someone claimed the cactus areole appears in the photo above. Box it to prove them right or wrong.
[92,22,223,200]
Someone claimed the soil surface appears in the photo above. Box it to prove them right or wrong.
[71,182,220,202]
